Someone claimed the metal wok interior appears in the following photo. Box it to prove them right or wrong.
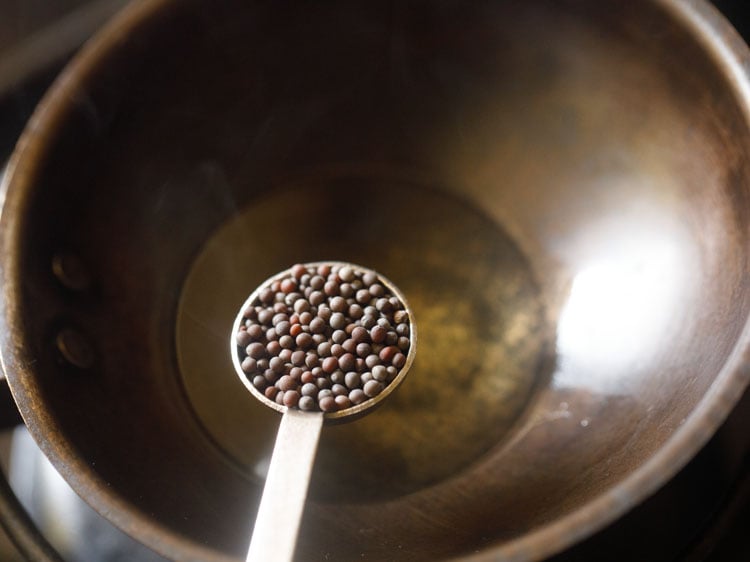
[1,0,750,560]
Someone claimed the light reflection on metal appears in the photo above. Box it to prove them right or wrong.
[555,221,696,393]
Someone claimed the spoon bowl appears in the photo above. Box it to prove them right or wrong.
[230,262,417,423]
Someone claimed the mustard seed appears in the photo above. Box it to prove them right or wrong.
[319,395,337,412]
[247,324,263,345]
[339,266,354,282]
[349,389,366,404]
[335,395,352,409]
[241,357,257,373]
[322,356,338,374]
[270,357,285,374]
[317,306,332,322]
[356,289,371,304]
[247,342,266,359]
[342,339,357,354]
[369,284,385,298]
[324,281,338,296]
[294,299,310,314]
[260,288,275,304]
[304,353,318,368]
[379,345,399,363]
[236,330,253,347]
[298,396,315,411]
[291,264,307,279]
[317,342,332,357]
[363,380,384,397]
[291,350,306,366]
[272,313,288,325]
[301,383,318,397]
[257,309,273,325]
[280,279,297,294]
[340,283,354,298]
[330,296,347,312]
[329,312,346,330]
[392,353,406,369]
[296,333,313,349]
[372,365,387,382]
[279,335,294,349]
[310,317,326,334]
[348,326,366,343]
[344,371,360,389]
[283,390,300,408]
[370,325,386,344]
[339,353,356,371]
[278,374,296,391]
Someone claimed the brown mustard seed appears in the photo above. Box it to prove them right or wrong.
[236,330,253,347]
[247,342,266,359]
[322,356,339,373]
[283,390,300,407]
[319,395,337,412]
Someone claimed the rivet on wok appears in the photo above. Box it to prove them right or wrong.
[52,252,92,291]
[56,328,95,370]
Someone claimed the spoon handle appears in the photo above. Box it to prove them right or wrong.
[246,409,324,562]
